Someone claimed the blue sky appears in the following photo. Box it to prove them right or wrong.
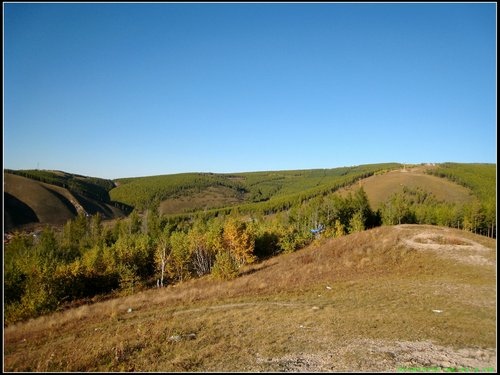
[3,2,497,179]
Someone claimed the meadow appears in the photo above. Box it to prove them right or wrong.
[4,225,496,371]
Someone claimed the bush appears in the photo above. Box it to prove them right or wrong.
[211,251,239,280]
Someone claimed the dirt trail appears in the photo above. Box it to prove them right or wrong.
[253,339,496,372]
[399,226,495,267]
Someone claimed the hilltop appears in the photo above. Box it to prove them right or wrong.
[4,225,496,372]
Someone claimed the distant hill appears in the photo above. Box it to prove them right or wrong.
[109,163,402,214]
[4,162,495,232]
[109,162,495,219]
[338,164,475,210]
[3,170,129,232]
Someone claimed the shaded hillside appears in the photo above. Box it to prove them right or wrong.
[4,225,496,372]
[5,169,115,202]
[4,192,39,231]
[4,173,78,230]
[3,172,127,231]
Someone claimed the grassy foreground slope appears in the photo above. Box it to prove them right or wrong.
[4,225,496,372]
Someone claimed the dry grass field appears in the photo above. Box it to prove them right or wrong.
[338,166,474,210]
[3,224,496,372]
[159,186,245,215]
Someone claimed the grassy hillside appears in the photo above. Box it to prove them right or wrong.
[159,186,246,215]
[3,171,128,231]
[4,173,79,230]
[5,169,115,202]
[426,163,496,205]
[338,164,474,210]
[4,225,496,372]
[111,172,248,212]
[110,163,402,214]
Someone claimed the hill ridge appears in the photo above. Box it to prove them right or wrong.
[4,162,495,234]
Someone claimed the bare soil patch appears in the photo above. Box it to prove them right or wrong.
[400,225,495,267]
[253,339,496,372]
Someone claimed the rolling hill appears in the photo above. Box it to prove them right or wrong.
[108,162,489,218]
[3,171,128,232]
[4,224,496,372]
[337,164,474,210]
[4,162,495,232]
[109,163,402,213]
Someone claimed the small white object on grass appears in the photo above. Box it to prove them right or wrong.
[432,309,443,313]
[326,286,332,290]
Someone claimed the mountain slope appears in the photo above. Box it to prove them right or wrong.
[4,225,496,372]
[4,173,78,230]
[3,172,126,231]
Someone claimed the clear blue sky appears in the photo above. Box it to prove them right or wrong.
[3,2,497,179]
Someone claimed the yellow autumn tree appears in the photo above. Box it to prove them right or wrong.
[222,218,256,266]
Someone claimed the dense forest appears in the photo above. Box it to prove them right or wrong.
[4,163,496,324]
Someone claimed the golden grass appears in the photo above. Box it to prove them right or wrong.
[159,186,245,215]
[338,168,474,209]
[4,225,496,372]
